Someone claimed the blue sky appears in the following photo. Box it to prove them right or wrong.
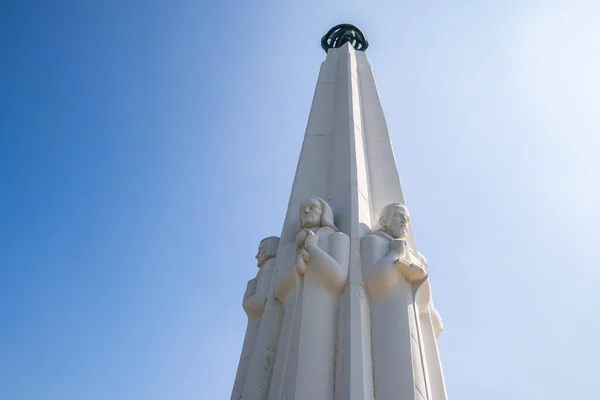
[1,1,599,399]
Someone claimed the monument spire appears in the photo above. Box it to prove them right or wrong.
[232,24,447,400]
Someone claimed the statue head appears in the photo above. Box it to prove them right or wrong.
[255,236,280,268]
[378,203,410,239]
[298,197,337,231]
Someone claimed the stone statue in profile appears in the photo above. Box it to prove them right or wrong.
[361,203,429,400]
[231,236,279,400]
[244,236,280,317]
[270,197,349,400]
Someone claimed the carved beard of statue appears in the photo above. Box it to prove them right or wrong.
[299,198,324,229]
[380,203,410,239]
[255,236,279,268]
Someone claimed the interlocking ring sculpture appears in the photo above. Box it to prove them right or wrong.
[321,24,369,53]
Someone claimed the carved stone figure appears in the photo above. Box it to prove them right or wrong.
[269,197,349,400]
[361,203,429,400]
[231,236,279,400]
[415,278,447,400]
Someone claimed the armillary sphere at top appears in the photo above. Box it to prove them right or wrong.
[321,23,369,53]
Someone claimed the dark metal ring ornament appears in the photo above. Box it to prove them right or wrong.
[321,24,369,53]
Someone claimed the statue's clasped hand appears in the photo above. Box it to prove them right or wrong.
[295,229,318,275]
[296,249,308,275]
[296,228,318,248]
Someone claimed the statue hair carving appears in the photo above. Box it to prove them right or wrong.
[377,203,410,230]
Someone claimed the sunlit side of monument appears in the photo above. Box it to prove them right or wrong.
[231,24,448,400]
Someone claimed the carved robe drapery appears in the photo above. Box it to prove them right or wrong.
[361,231,429,400]
[231,238,279,400]
[270,227,350,400]
[415,279,447,400]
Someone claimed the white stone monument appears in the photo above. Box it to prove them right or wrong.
[232,24,448,400]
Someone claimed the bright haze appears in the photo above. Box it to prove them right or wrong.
[1,1,598,399]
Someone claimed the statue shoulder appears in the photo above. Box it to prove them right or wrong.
[316,226,336,237]
[361,230,391,246]
[273,242,299,277]
[328,230,349,240]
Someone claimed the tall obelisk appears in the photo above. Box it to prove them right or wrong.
[232,24,447,400]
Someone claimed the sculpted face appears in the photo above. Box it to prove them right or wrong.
[299,198,323,228]
[255,241,268,267]
[255,236,279,267]
[383,204,410,239]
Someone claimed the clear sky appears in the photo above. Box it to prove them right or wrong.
[1,1,599,399]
